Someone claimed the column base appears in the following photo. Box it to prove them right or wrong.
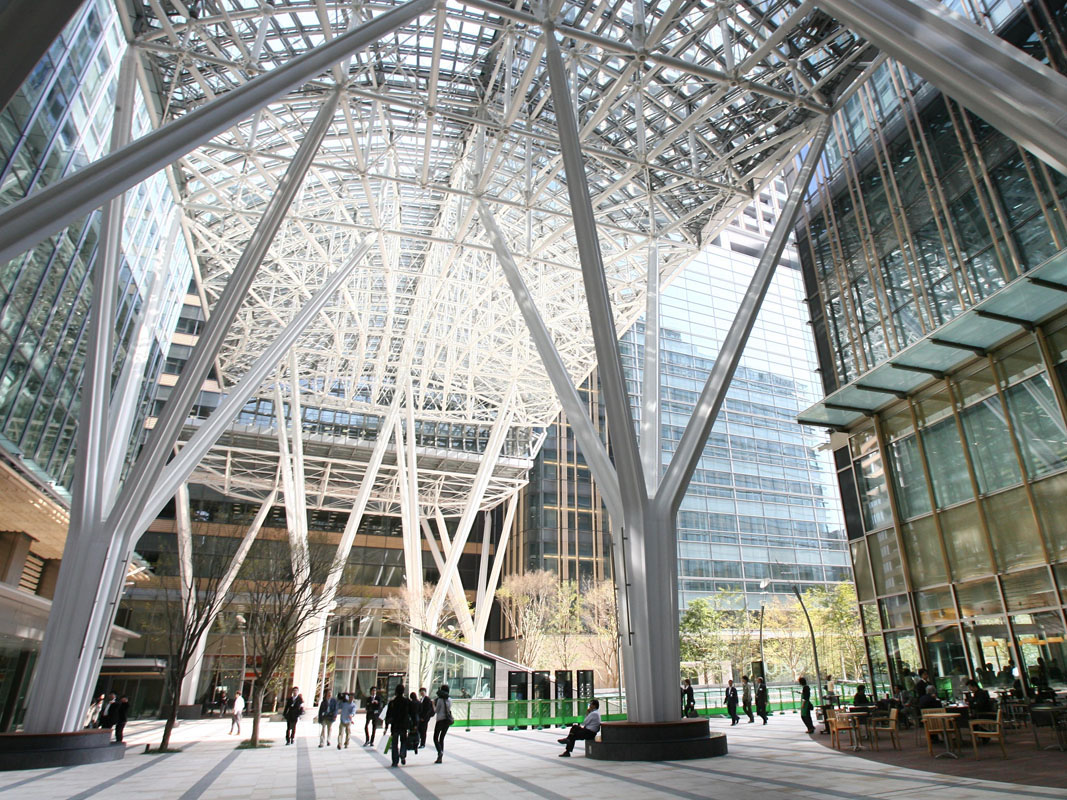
[0,730,125,770]
[585,719,727,761]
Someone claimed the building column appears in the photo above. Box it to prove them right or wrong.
[0,532,32,587]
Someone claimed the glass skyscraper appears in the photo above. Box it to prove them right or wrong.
[512,194,850,614]
[796,2,1067,698]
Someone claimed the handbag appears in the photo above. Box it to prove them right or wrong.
[378,734,391,754]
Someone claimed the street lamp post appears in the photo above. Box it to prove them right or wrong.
[758,578,770,681]
[793,585,823,707]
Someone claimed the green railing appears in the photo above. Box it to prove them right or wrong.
[449,686,807,730]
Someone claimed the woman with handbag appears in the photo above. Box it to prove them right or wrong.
[432,684,453,764]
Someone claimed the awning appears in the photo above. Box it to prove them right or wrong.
[798,247,1067,430]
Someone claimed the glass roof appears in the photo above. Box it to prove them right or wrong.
[123,0,873,510]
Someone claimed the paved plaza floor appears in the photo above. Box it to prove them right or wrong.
[1,713,1065,800]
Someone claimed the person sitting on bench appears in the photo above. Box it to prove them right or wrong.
[558,699,601,757]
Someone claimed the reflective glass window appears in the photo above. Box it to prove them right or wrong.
[1012,612,1067,691]
[870,529,906,596]
[861,602,882,634]
[848,538,876,603]
[940,502,992,580]
[1032,472,1067,562]
[855,450,893,531]
[964,618,1016,689]
[960,397,1022,493]
[1001,568,1056,612]
[880,594,913,629]
[901,516,946,589]
[917,588,957,626]
[885,630,921,688]
[955,578,1002,618]
[983,487,1045,571]
[920,418,973,507]
[922,624,969,684]
[1004,373,1067,478]
[887,434,930,519]
[866,635,891,698]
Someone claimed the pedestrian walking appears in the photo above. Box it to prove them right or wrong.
[681,678,696,717]
[283,686,304,745]
[85,694,104,729]
[725,679,740,725]
[407,692,422,755]
[318,688,338,747]
[432,684,453,764]
[798,676,815,733]
[229,691,245,735]
[99,692,117,730]
[755,676,769,724]
[337,693,357,749]
[385,684,412,767]
[113,695,129,743]
[741,675,754,723]
[418,687,434,748]
[363,686,382,746]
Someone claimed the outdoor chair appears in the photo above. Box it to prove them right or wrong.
[1030,706,1067,751]
[828,708,859,751]
[871,708,900,751]
[922,708,960,757]
[970,707,1006,759]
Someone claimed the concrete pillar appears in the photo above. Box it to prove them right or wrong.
[0,531,32,586]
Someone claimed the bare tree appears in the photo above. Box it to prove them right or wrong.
[496,570,560,668]
[154,540,235,752]
[550,581,582,670]
[238,544,340,746]
[581,580,620,689]
[384,581,462,639]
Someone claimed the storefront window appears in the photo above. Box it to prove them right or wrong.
[901,516,946,588]
[983,487,1045,570]
[887,434,931,519]
[885,630,921,693]
[922,625,969,689]
[1012,611,1067,691]
[866,635,891,698]
[870,530,906,596]
[963,617,1016,689]
[960,397,1023,493]
[920,418,973,508]
[940,502,992,580]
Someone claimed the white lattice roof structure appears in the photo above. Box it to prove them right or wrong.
[125,0,872,515]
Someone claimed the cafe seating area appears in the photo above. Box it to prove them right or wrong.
[813,694,1067,786]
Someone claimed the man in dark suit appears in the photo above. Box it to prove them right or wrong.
[741,676,754,723]
[725,680,740,725]
[418,687,434,748]
[755,676,769,724]
[99,692,117,730]
[283,686,304,745]
[681,678,696,717]
[113,695,129,743]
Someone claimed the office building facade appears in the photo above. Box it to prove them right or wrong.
[513,200,850,615]
[796,1,1067,696]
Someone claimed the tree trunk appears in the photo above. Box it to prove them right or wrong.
[160,670,181,751]
[250,683,264,747]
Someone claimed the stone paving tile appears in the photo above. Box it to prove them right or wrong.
[2,713,1066,799]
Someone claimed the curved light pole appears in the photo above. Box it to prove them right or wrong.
[793,585,823,707]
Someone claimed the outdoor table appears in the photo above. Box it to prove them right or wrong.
[924,712,961,759]
[836,710,870,751]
